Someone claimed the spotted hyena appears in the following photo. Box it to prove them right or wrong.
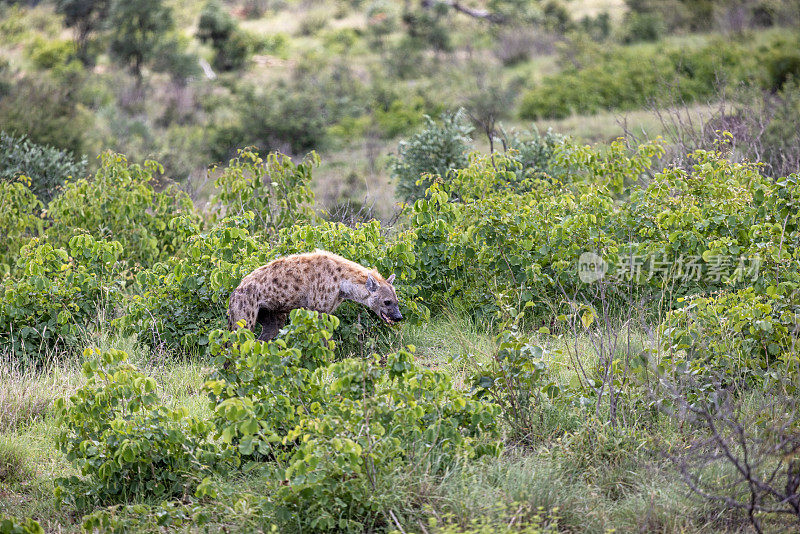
[228,250,403,340]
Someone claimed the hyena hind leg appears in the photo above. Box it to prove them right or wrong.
[256,309,289,341]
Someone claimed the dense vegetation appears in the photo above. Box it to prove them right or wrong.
[2,0,800,532]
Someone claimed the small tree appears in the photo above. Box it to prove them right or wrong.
[57,0,111,63]
[197,0,252,71]
[391,109,473,202]
[107,0,174,84]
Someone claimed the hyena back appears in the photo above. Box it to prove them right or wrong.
[228,250,402,340]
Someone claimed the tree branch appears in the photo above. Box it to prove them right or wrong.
[421,0,506,23]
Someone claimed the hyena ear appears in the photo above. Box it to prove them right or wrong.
[366,274,378,292]
[386,274,395,285]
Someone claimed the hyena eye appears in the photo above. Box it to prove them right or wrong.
[383,300,392,306]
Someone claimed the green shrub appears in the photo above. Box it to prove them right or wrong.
[120,214,267,355]
[203,310,338,460]
[374,95,430,139]
[80,501,212,533]
[406,138,797,323]
[197,0,253,71]
[391,110,473,202]
[210,148,317,237]
[519,38,754,119]
[204,313,502,532]
[47,152,200,269]
[0,236,123,364]
[502,126,565,182]
[401,6,453,53]
[254,32,289,57]
[54,347,220,510]
[621,149,776,296]
[471,329,560,444]
[24,37,77,70]
[0,515,44,534]
[213,83,330,158]
[0,131,87,203]
[621,12,666,43]
[298,10,328,36]
[274,348,501,531]
[760,36,800,91]
[660,287,800,387]
[0,178,42,276]
[0,73,90,157]
[408,161,621,320]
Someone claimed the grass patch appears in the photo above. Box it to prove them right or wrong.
[0,356,81,433]
[0,438,29,484]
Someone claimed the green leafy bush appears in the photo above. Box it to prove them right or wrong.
[0,236,123,364]
[54,347,220,510]
[471,329,560,444]
[24,37,77,70]
[391,109,473,202]
[0,515,44,534]
[204,312,502,531]
[274,348,501,531]
[502,126,566,182]
[761,36,800,91]
[47,152,199,269]
[203,310,338,460]
[120,214,267,355]
[408,161,621,320]
[197,0,253,71]
[620,149,776,296]
[406,138,800,324]
[0,131,87,203]
[212,79,335,158]
[621,12,666,43]
[0,178,42,276]
[80,501,211,533]
[519,38,753,119]
[210,148,317,237]
[660,287,800,387]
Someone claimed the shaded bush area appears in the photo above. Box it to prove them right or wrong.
[0,71,91,157]
[519,33,799,120]
[0,132,87,203]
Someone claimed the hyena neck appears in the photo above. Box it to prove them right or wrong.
[339,277,370,305]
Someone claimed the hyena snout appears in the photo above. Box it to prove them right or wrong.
[380,307,403,324]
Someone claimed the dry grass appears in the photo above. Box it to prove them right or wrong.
[0,357,82,433]
[500,102,721,144]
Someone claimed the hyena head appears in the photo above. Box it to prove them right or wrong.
[365,273,403,325]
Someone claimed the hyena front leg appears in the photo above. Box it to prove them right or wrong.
[256,309,289,341]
